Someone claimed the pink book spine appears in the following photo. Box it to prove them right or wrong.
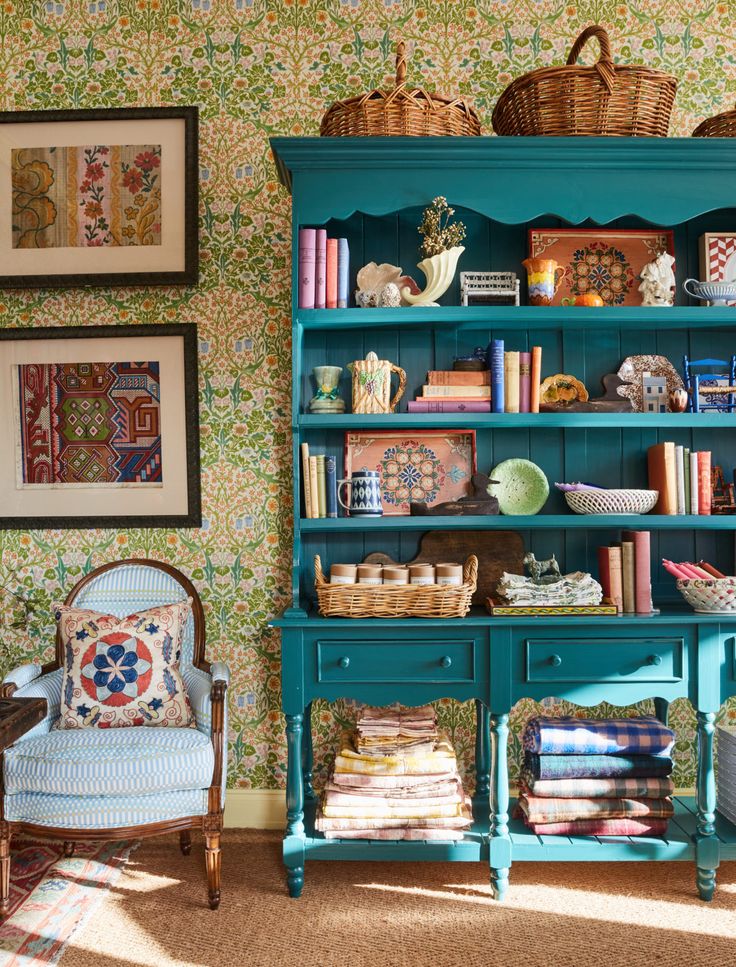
[326,238,338,309]
[623,530,652,614]
[407,400,492,413]
[298,228,316,309]
[519,351,531,413]
[315,229,327,309]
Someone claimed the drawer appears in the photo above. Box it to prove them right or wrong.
[525,637,684,684]
[317,640,475,684]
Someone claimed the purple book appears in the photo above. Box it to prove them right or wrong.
[519,351,531,413]
[315,229,327,309]
[407,400,492,413]
[298,228,316,309]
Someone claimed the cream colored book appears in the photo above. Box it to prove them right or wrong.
[622,541,635,613]
[421,385,491,398]
[504,351,520,413]
[308,456,320,519]
[300,442,313,519]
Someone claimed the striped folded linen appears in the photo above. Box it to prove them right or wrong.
[518,789,674,825]
[524,752,673,781]
[330,771,457,789]
[322,828,465,841]
[321,800,467,820]
[334,733,456,776]
[324,780,460,802]
[519,815,670,837]
[519,769,674,800]
[315,805,473,832]
[523,716,675,757]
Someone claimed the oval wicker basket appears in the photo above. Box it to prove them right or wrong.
[677,577,736,614]
[564,489,659,515]
[320,42,481,138]
[693,104,736,137]
[491,25,677,137]
[314,554,478,618]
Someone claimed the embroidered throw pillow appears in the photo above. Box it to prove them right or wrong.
[53,600,194,730]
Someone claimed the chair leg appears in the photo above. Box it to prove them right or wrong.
[205,833,221,910]
[180,830,192,856]
[0,823,11,917]
[63,841,75,858]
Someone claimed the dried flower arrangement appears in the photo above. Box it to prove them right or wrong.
[418,196,466,259]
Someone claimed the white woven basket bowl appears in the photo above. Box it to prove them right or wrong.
[677,578,736,614]
[564,489,659,515]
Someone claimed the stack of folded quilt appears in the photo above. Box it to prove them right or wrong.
[517,715,676,836]
[315,704,472,841]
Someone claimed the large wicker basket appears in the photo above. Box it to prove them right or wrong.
[314,554,478,618]
[320,42,481,138]
[491,25,677,137]
[693,105,736,137]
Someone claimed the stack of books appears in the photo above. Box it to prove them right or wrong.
[488,340,543,413]
[716,726,736,826]
[298,229,349,309]
[647,442,712,515]
[597,530,653,614]
[300,443,337,519]
[407,370,491,413]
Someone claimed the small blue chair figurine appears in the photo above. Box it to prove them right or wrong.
[683,355,736,412]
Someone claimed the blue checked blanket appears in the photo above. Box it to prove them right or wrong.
[524,752,673,781]
[523,716,675,757]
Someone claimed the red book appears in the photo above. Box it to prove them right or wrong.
[519,351,531,413]
[315,229,327,309]
[298,228,316,309]
[530,346,542,414]
[597,546,612,602]
[622,530,652,614]
[698,451,712,515]
[608,546,623,614]
[326,238,338,309]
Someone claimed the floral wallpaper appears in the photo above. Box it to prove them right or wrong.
[1,0,736,793]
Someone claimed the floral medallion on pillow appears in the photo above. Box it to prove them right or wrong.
[53,600,194,729]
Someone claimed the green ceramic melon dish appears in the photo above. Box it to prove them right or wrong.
[488,459,549,515]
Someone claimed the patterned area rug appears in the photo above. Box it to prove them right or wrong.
[0,838,136,966]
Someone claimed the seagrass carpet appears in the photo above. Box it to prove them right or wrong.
[56,830,736,967]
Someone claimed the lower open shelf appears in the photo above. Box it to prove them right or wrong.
[300,796,736,864]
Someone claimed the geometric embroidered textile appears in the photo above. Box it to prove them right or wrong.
[12,144,162,248]
[15,360,162,487]
[53,600,194,730]
[703,233,736,307]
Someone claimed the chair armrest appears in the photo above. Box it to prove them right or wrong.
[210,661,230,687]
[2,662,43,694]
[182,663,230,811]
[1,667,62,736]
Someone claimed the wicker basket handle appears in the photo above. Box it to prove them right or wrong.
[566,25,616,94]
[314,554,325,586]
[463,555,479,591]
[395,41,407,88]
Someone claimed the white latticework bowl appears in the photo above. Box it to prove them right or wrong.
[564,489,659,515]
[677,578,736,614]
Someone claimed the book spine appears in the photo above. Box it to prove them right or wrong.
[622,541,635,613]
[337,238,349,308]
[300,442,312,519]
[491,339,504,413]
[664,441,677,515]
[298,228,316,309]
[315,229,327,309]
[530,345,542,414]
[675,445,686,515]
[308,456,320,519]
[609,545,623,614]
[518,351,531,413]
[407,401,492,413]
[684,447,691,515]
[504,350,520,413]
[326,238,338,309]
[698,450,712,515]
[422,385,491,398]
[689,451,700,514]
[597,545,612,602]
[325,455,337,518]
[427,371,491,386]
[316,454,326,518]
[623,529,653,614]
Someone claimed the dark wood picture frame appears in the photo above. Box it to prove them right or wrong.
[0,323,201,530]
[2,106,198,287]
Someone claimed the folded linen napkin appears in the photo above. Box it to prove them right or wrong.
[330,771,458,789]
[315,803,473,832]
[322,828,465,841]
[523,716,675,757]
[524,752,673,781]
[519,769,674,800]
[517,788,674,825]
[321,800,466,820]
[518,816,670,837]
[325,780,460,800]
[334,733,456,776]
[323,790,463,809]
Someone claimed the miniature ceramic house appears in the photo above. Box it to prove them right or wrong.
[642,372,668,412]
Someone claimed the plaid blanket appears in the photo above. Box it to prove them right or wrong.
[517,814,670,837]
[523,716,675,756]
[525,752,674,781]
[520,770,674,800]
[517,788,674,825]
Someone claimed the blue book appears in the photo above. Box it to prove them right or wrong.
[337,238,349,308]
[489,339,505,413]
[325,455,337,517]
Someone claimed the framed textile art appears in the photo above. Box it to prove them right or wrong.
[0,323,201,529]
[344,430,477,516]
[699,233,736,306]
[528,228,675,306]
[1,106,198,287]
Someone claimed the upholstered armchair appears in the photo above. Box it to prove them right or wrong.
[0,559,229,911]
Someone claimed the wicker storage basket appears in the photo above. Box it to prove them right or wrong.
[492,25,677,137]
[693,105,736,137]
[677,578,736,614]
[320,42,481,138]
[314,554,478,618]
[564,489,659,515]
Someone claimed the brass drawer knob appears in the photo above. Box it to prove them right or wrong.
[549,654,562,667]
[338,656,350,669]
[440,655,452,669]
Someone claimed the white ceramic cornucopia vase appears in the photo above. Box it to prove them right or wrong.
[401,245,464,306]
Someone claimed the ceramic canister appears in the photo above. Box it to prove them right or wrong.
[382,566,409,586]
[357,564,383,585]
[330,564,357,585]
[409,563,436,586]
[436,562,463,586]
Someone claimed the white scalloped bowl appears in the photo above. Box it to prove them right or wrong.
[677,578,736,614]
[564,488,659,515]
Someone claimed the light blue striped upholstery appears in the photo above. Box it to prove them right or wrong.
[4,788,208,828]
[5,727,214,797]
[6,669,63,739]
[4,662,43,691]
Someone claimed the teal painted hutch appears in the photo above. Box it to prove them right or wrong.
[270,136,736,901]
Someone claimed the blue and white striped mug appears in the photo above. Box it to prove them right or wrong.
[337,468,383,517]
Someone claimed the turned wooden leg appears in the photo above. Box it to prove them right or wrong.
[653,698,669,727]
[474,700,490,801]
[0,823,11,917]
[180,830,192,856]
[63,841,75,858]
[285,712,305,898]
[302,702,316,802]
[205,832,221,910]
[489,712,511,901]
[696,710,719,901]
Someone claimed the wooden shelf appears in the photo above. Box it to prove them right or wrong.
[298,412,736,431]
[299,514,736,532]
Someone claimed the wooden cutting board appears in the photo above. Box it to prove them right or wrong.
[364,530,525,605]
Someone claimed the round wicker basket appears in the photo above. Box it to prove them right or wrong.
[693,105,736,138]
[564,489,659,515]
[677,578,736,614]
[491,25,677,137]
[320,42,481,138]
